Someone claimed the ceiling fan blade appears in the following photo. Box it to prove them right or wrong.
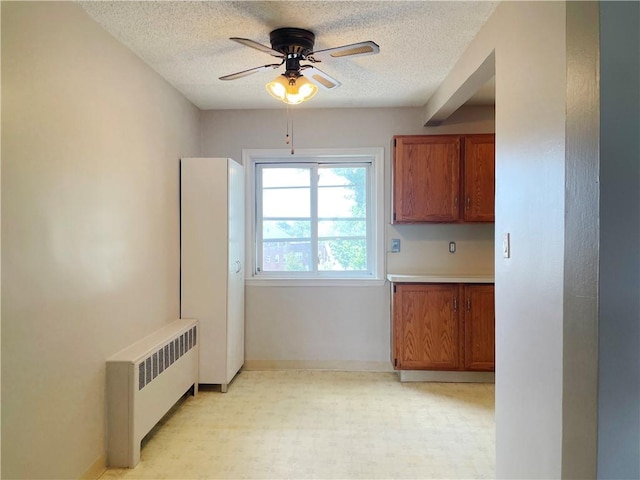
[219,63,281,81]
[230,37,283,58]
[302,66,342,90]
[309,41,380,61]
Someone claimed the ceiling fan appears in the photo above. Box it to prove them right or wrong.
[219,27,380,104]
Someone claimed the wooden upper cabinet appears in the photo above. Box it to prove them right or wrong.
[463,135,495,222]
[393,283,461,370]
[393,136,461,223]
[463,285,495,371]
[392,134,495,223]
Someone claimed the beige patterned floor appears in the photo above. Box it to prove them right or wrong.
[100,370,495,479]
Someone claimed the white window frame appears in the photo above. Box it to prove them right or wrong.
[244,148,385,287]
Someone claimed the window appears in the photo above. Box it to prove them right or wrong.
[244,148,384,285]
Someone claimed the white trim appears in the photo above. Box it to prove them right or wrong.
[244,359,394,372]
[243,147,385,284]
[246,278,387,287]
[310,163,319,271]
[80,454,106,480]
[398,370,495,383]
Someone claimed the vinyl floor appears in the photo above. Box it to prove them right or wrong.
[99,370,495,479]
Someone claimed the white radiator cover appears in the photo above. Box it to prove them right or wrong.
[106,318,199,468]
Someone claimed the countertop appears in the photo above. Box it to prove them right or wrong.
[386,274,494,283]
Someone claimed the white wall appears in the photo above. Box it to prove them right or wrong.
[492,7,567,474]
[426,1,602,478]
[201,106,494,369]
[1,2,200,478]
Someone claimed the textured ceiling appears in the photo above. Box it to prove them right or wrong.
[80,1,498,110]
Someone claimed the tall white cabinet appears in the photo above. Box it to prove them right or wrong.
[180,157,244,392]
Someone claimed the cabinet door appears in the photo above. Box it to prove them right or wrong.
[226,159,245,381]
[393,284,461,370]
[463,135,495,222]
[463,284,495,371]
[393,136,461,222]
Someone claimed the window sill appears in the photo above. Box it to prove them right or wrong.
[245,277,387,287]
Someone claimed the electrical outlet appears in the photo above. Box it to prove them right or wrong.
[391,238,401,253]
[449,241,456,254]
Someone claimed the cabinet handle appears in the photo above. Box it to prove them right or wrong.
[467,299,471,311]
[454,196,458,207]
[466,196,471,209]
[453,297,458,311]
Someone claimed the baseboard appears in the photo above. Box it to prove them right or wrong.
[80,453,106,480]
[399,370,495,383]
[243,360,394,372]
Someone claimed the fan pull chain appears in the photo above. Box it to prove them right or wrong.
[285,104,294,155]
[285,104,290,145]
[290,114,294,155]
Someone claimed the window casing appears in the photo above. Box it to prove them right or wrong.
[244,148,385,286]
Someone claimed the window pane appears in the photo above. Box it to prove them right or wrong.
[263,220,311,240]
[318,166,366,218]
[256,159,374,277]
[262,241,311,272]
[263,187,310,217]
[318,186,359,218]
[262,167,310,188]
[318,219,366,237]
[318,239,367,271]
[317,166,367,271]
[318,166,366,187]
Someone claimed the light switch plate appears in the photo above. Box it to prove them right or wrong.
[503,233,511,258]
[391,238,401,253]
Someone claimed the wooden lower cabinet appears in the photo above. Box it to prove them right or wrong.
[393,284,462,370]
[463,285,495,371]
[392,283,494,372]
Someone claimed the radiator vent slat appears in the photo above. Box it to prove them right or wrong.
[138,326,197,391]
[145,358,151,385]
[152,353,158,379]
[138,363,145,390]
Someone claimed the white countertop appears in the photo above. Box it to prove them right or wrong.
[386,274,494,283]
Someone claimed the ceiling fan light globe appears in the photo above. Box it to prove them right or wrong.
[296,79,318,99]
[265,76,289,101]
[266,75,318,104]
